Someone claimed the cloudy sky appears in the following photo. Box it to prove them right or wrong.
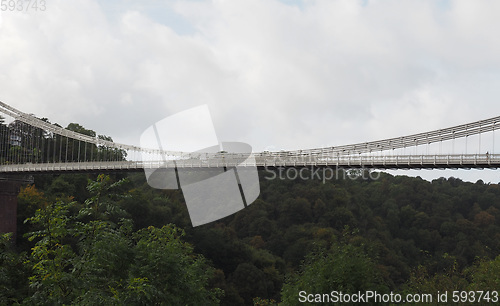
[1,0,500,182]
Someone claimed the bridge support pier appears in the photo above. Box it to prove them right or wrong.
[0,180,21,239]
[0,176,33,241]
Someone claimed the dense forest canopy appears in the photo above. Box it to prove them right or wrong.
[0,122,499,305]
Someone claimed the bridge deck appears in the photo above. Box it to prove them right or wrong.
[0,154,499,173]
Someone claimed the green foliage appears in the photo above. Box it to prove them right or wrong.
[24,200,77,304]
[402,254,469,296]
[20,175,220,305]
[80,174,129,221]
[128,225,221,305]
[253,297,278,305]
[281,243,389,305]
[0,233,29,305]
[468,255,500,290]
[10,166,500,304]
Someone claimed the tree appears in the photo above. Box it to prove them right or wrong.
[23,175,221,305]
[0,233,29,304]
[468,255,500,291]
[281,243,388,305]
[402,254,469,296]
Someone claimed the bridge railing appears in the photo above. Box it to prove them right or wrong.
[254,153,500,168]
[0,154,499,173]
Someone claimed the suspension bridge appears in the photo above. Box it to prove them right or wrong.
[1,100,500,233]
[0,100,499,173]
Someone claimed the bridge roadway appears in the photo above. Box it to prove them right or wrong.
[0,154,499,174]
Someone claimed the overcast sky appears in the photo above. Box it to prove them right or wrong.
[1,0,500,182]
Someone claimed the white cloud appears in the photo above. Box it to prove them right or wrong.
[1,0,500,182]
